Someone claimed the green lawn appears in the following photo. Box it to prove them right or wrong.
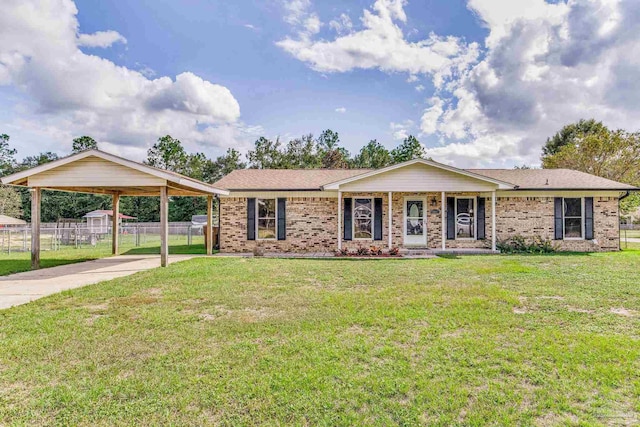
[1,252,639,425]
[0,236,205,276]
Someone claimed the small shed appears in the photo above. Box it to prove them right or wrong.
[84,210,136,234]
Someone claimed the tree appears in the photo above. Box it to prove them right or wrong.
[247,137,287,169]
[353,140,392,169]
[542,128,640,184]
[283,134,321,168]
[390,135,426,163]
[146,135,188,172]
[20,152,60,169]
[0,185,23,218]
[542,119,608,157]
[72,136,98,153]
[203,148,247,183]
[315,129,350,168]
[0,134,17,177]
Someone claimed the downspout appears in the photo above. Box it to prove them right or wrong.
[619,191,630,250]
[215,194,221,250]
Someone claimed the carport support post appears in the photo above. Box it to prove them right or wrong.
[206,195,213,255]
[112,193,120,255]
[160,186,169,267]
[31,187,41,270]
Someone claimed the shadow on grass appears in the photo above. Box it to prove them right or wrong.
[123,244,207,255]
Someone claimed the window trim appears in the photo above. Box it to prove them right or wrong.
[562,197,585,240]
[454,196,476,240]
[256,198,277,241]
[352,197,374,241]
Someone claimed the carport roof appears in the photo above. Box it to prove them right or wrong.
[0,149,229,196]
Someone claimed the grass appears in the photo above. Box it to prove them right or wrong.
[1,251,639,425]
[0,236,205,276]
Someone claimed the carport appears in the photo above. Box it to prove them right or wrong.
[0,149,228,269]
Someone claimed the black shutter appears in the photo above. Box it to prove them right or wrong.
[247,198,256,240]
[554,197,563,240]
[343,198,352,241]
[374,198,383,241]
[585,197,594,240]
[446,197,455,240]
[277,198,286,240]
[477,197,486,240]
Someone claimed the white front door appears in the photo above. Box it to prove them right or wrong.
[403,198,427,246]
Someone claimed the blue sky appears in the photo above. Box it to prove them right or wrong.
[1,0,639,167]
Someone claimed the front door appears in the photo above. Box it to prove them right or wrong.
[403,198,427,246]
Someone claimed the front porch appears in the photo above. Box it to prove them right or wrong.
[323,159,513,254]
[337,191,498,253]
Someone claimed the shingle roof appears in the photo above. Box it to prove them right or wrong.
[468,169,637,190]
[212,168,371,190]
[212,167,637,191]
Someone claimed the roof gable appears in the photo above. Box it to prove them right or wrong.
[323,159,515,191]
[1,149,228,196]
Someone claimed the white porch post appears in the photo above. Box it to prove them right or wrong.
[337,190,342,251]
[31,187,41,269]
[206,194,213,256]
[491,190,497,251]
[388,191,393,250]
[160,186,169,267]
[441,191,446,250]
[112,193,120,255]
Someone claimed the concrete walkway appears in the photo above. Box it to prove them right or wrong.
[0,255,196,310]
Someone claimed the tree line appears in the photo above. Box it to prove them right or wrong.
[1,121,639,222]
[0,131,427,222]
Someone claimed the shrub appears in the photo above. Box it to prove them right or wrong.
[497,235,556,254]
[389,247,400,256]
[356,246,370,256]
[369,245,383,255]
[335,248,349,257]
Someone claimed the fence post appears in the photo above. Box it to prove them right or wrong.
[75,224,78,249]
[24,229,27,252]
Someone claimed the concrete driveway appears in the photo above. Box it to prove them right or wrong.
[0,255,196,310]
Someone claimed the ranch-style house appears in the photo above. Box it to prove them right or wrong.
[213,159,637,253]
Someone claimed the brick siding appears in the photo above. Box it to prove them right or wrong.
[219,194,620,253]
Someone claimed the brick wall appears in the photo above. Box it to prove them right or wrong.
[220,197,338,253]
[220,194,620,253]
[496,196,619,251]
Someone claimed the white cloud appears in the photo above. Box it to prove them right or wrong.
[335,107,347,113]
[244,24,257,30]
[415,84,425,92]
[276,0,479,86]
[421,0,640,167]
[77,30,127,48]
[0,0,252,158]
[282,0,321,38]
[390,120,414,141]
[329,13,353,35]
[277,0,640,167]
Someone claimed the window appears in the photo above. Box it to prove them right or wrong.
[455,197,475,239]
[353,198,373,239]
[563,198,583,239]
[257,198,276,239]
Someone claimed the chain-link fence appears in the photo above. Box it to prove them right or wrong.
[620,224,640,249]
[0,223,208,253]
